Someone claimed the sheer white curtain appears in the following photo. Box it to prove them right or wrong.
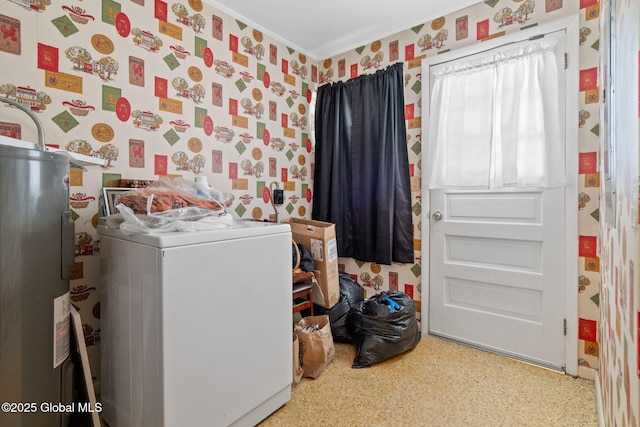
[427,41,565,189]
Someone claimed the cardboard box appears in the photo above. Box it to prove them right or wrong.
[288,218,339,309]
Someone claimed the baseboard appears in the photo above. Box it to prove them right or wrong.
[577,365,596,380]
[595,371,605,427]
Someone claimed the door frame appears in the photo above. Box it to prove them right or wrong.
[420,15,580,376]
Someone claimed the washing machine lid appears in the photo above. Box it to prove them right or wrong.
[0,135,37,150]
[97,220,291,248]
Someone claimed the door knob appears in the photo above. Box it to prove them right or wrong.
[432,211,443,221]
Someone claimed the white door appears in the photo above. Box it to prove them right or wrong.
[423,21,578,372]
[429,187,566,369]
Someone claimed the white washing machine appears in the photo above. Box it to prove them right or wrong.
[98,221,292,427]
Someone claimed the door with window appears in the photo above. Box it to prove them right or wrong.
[422,22,578,372]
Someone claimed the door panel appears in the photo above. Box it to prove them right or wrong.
[447,236,542,269]
[448,192,542,223]
[446,278,542,320]
[429,187,565,369]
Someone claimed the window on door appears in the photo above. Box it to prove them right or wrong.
[426,39,565,190]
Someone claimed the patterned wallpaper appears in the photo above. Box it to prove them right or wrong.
[597,1,639,425]
[0,0,317,384]
[317,0,637,424]
[0,0,637,424]
[324,0,603,377]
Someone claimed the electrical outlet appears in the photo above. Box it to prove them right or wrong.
[273,189,284,205]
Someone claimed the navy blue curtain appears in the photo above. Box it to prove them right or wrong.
[312,62,414,265]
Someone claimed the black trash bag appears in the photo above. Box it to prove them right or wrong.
[314,273,365,343]
[292,241,315,272]
[347,290,421,368]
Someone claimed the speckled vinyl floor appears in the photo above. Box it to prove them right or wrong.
[259,335,598,427]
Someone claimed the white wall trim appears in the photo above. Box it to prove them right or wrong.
[562,13,581,380]
[203,0,484,60]
[203,0,316,59]
[420,15,581,377]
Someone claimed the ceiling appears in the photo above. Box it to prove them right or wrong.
[204,0,482,60]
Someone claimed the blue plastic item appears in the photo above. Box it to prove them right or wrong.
[384,297,401,313]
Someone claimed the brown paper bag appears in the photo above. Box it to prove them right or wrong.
[292,333,303,386]
[295,315,335,378]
